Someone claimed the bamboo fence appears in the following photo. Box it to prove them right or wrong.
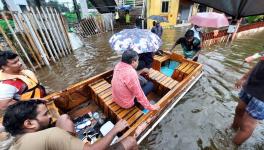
[0,7,72,71]
[75,15,113,38]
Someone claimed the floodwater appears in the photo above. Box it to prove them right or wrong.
[37,28,264,150]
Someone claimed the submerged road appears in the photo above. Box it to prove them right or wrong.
[37,28,264,150]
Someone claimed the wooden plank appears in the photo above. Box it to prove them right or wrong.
[24,12,51,62]
[181,63,194,73]
[89,79,105,87]
[178,62,189,71]
[109,103,121,113]
[164,78,175,88]
[127,111,143,126]
[48,7,68,55]
[93,82,109,91]
[90,80,107,89]
[40,6,62,57]
[11,12,42,68]
[98,88,111,98]
[123,108,139,120]
[44,7,65,56]
[16,13,43,64]
[117,107,135,119]
[151,71,162,80]
[35,7,60,60]
[168,80,178,89]
[2,12,35,70]
[186,65,196,74]
[94,84,111,94]
[157,74,167,83]
[154,73,164,81]
[30,7,56,62]
[160,76,171,85]
[149,70,159,78]
[59,13,73,51]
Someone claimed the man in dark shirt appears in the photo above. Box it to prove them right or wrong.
[232,57,264,145]
[169,30,201,61]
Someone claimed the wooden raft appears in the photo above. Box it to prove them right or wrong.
[89,79,145,127]
[172,61,197,81]
[148,68,178,89]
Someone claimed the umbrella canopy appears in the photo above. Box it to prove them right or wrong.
[190,12,229,28]
[148,15,169,22]
[109,28,162,54]
[192,0,264,18]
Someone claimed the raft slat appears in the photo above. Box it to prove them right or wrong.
[157,74,167,83]
[90,79,106,88]
[117,107,136,119]
[127,110,144,126]
[123,109,139,120]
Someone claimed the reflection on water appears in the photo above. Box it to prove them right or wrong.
[36,28,264,149]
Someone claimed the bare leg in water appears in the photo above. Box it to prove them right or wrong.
[232,100,247,130]
[232,112,257,145]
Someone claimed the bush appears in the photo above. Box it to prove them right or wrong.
[0,19,15,33]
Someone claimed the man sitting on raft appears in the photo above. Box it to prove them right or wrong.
[111,50,160,111]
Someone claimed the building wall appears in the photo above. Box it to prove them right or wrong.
[147,0,179,29]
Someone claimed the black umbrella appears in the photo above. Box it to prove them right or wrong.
[192,0,264,18]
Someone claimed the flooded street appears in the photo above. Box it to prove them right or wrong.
[37,28,264,150]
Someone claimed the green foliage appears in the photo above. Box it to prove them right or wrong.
[246,15,264,23]
[64,12,78,23]
[125,0,134,5]
[0,19,14,33]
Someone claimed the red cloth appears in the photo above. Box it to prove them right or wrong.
[2,79,26,94]
[111,62,155,110]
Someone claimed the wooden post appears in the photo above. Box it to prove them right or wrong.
[231,18,242,43]
[59,14,73,51]
[48,7,68,55]
[54,8,72,53]
[72,0,81,22]
[20,12,51,67]
[0,24,28,68]
[0,25,17,52]
[92,16,102,34]
[35,7,60,60]
[45,7,65,56]
[40,6,62,57]
[12,12,42,68]
[15,13,43,64]
[30,7,56,63]
[24,12,50,62]
[1,12,35,71]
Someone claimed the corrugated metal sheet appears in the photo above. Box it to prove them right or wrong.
[89,0,116,14]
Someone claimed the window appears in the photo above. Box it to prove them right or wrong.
[161,1,169,13]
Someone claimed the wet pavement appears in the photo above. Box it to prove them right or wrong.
[37,28,264,150]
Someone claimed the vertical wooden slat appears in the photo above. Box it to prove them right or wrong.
[12,12,42,68]
[30,7,56,63]
[16,13,43,64]
[35,7,60,60]
[54,9,72,52]
[45,7,65,56]
[1,12,34,71]
[0,25,17,52]
[24,12,50,62]
[40,6,62,57]
[48,7,68,55]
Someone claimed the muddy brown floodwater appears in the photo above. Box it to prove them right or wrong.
[37,27,264,150]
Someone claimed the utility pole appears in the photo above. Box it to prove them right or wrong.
[72,0,81,22]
